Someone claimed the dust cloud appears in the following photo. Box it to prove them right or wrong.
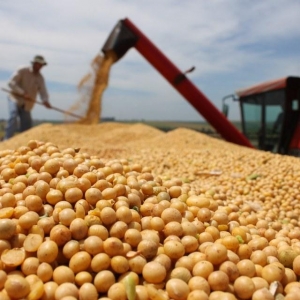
[65,51,117,124]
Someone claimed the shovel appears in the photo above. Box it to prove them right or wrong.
[1,88,83,119]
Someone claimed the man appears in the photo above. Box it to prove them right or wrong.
[3,55,51,140]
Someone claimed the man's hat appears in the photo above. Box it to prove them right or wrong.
[31,55,47,65]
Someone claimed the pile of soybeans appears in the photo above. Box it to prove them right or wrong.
[0,122,300,300]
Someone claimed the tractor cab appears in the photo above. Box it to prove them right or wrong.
[223,77,300,155]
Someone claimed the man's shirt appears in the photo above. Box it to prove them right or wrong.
[8,65,49,111]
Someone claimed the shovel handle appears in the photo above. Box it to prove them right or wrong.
[1,88,83,119]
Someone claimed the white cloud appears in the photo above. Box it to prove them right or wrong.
[0,0,299,122]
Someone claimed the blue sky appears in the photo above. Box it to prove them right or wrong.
[0,1,299,122]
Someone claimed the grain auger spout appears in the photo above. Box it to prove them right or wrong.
[101,18,253,148]
[102,20,138,61]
